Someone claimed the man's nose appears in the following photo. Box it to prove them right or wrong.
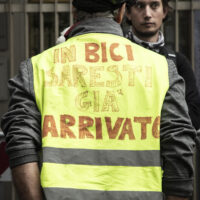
[144,6,152,18]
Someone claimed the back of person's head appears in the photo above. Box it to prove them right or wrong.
[72,0,127,22]
[73,0,127,13]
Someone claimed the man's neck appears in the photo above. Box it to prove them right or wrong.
[126,29,165,52]
[132,28,159,43]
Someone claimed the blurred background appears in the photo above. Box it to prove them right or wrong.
[0,0,200,199]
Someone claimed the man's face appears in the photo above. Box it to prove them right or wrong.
[126,0,167,39]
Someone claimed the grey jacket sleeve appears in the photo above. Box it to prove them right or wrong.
[161,59,196,197]
[1,59,41,168]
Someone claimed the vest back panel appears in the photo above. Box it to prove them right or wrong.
[32,33,169,200]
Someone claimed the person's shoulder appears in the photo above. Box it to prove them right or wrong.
[175,51,187,58]
[160,45,176,60]
[175,51,191,72]
[31,43,60,64]
[175,51,190,63]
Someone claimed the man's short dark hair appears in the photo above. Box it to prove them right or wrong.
[126,0,171,11]
[125,0,172,24]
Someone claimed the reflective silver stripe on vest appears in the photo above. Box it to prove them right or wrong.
[43,147,160,166]
[43,188,163,200]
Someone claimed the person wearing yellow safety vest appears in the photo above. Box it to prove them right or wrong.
[1,0,196,200]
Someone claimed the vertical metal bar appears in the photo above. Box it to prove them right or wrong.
[196,131,200,200]
[24,0,29,58]
[175,0,179,52]
[191,3,195,71]
[40,0,44,52]
[194,147,197,200]
[8,0,15,198]
[70,0,73,26]
[192,6,196,200]
[8,0,14,78]
[11,183,16,200]
[191,2,197,199]
[55,0,59,43]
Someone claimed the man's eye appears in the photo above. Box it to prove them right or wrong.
[135,3,144,9]
[151,2,159,9]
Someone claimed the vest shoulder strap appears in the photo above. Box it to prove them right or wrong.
[159,46,177,66]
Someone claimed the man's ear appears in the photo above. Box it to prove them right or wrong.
[115,3,126,24]
[163,6,168,20]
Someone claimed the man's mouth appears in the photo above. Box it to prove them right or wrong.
[142,22,154,26]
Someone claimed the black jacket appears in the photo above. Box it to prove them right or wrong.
[159,46,200,130]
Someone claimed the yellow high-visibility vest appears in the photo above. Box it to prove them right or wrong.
[32,32,169,200]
